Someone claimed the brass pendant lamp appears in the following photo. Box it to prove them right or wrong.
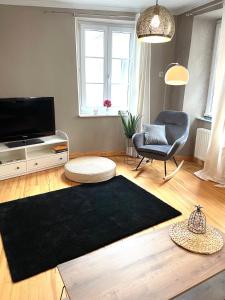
[136,0,175,43]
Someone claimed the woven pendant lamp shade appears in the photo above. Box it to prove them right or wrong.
[136,4,175,43]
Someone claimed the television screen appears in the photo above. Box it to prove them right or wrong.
[0,97,55,142]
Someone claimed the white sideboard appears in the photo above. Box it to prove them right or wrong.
[0,130,69,180]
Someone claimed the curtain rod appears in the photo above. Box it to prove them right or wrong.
[43,9,136,20]
[185,0,223,16]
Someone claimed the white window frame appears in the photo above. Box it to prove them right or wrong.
[76,19,135,117]
[204,20,221,118]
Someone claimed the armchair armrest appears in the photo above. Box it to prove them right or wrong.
[132,133,145,150]
[167,133,188,158]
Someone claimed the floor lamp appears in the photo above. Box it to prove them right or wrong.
[163,63,189,110]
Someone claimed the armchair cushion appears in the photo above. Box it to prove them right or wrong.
[138,145,172,156]
[143,124,168,145]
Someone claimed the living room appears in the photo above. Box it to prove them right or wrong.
[0,0,225,299]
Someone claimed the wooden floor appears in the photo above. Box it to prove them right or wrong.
[0,156,225,300]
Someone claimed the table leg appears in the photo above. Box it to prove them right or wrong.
[60,286,65,300]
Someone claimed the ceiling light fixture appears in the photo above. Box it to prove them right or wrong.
[136,0,175,43]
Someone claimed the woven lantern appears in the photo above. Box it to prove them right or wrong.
[188,205,206,234]
[136,0,175,43]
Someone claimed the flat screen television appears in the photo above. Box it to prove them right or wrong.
[0,97,55,144]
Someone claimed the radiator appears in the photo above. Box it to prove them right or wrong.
[194,128,211,161]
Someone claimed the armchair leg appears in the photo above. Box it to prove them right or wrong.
[135,157,144,171]
[147,159,153,163]
[164,160,184,181]
[173,157,178,167]
[164,161,167,177]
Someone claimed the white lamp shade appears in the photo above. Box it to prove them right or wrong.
[165,65,189,85]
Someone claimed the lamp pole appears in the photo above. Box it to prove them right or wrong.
[162,63,179,110]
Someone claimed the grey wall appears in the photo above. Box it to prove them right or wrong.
[150,36,176,121]
[0,4,176,154]
[0,4,177,153]
[165,14,216,156]
[181,17,216,155]
[169,14,194,111]
[0,5,126,153]
[0,4,215,156]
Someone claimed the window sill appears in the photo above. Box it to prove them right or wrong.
[196,116,212,123]
[78,114,120,118]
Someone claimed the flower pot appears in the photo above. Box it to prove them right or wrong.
[126,138,137,157]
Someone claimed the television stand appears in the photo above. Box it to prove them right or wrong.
[5,138,44,148]
[0,130,69,180]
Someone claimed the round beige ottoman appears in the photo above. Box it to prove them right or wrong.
[64,156,116,183]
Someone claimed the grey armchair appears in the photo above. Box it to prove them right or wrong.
[132,110,189,179]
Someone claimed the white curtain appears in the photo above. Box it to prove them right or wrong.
[195,4,225,187]
[129,14,151,127]
[137,43,151,126]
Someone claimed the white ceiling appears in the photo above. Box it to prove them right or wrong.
[0,0,213,15]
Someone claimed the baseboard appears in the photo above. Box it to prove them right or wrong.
[70,152,195,162]
[193,157,204,166]
[176,155,194,162]
[176,155,204,166]
[176,156,205,166]
[70,150,126,159]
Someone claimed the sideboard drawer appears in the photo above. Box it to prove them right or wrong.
[0,161,26,179]
[27,152,68,172]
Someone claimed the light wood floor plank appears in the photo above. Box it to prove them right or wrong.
[0,157,225,300]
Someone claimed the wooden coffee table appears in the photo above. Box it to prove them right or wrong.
[58,226,225,300]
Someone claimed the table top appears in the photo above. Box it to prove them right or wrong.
[58,226,225,300]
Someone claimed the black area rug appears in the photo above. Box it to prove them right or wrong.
[0,175,181,282]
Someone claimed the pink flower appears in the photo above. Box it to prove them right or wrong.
[103,99,112,108]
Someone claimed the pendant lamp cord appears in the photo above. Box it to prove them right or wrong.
[156,0,159,5]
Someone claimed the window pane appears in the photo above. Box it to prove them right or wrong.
[112,32,131,59]
[111,84,128,107]
[86,84,103,107]
[85,30,104,57]
[85,58,103,83]
[112,59,129,84]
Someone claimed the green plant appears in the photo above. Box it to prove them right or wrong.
[118,111,141,139]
